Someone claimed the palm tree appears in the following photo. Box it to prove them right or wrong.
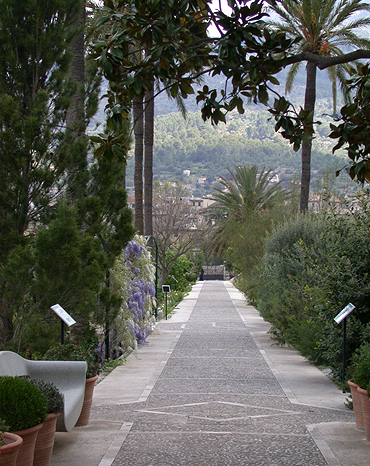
[211,165,286,218]
[144,84,154,236]
[133,94,144,234]
[266,0,370,213]
[143,81,189,237]
[208,165,287,256]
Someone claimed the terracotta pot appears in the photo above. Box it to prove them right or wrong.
[348,379,365,430]
[33,413,60,466]
[357,386,370,441]
[12,423,43,466]
[0,433,23,466]
[75,374,98,426]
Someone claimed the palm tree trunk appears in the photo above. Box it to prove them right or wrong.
[66,0,87,202]
[133,95,144,234]
[144,84,154,236]
[300,61,317,213]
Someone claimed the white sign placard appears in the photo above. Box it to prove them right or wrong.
[50,304,76,327]
[334,303,355,324]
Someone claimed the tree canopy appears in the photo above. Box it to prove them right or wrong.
[91,0,370,186]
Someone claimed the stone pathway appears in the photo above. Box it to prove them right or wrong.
[88,281,354,466]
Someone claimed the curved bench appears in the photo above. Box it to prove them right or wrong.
[0,350,87,432]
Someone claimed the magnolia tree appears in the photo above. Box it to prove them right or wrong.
[101,236,156,363]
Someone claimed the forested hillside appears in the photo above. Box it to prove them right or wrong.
[95,70,349,197]
[125,104,347,197]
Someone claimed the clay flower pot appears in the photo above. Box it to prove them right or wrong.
[348,379,364,430]
[75,374,98,426]
[357,386,370,441]
[12,423,43,466]
[0,433,23,466]
[33,412,61,466]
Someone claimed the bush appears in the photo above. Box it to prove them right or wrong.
[165,253,195,291]
[0,418,9,447]
[43,343,98,379]
[353,355,370,390]
[312,195,370,378]
[250,213,327,359]
[0,376,47,431]
[27,378,64,414]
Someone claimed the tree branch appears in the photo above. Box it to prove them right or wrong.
[274,49,370,70]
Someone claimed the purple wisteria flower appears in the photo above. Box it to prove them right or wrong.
[121,239,155,346]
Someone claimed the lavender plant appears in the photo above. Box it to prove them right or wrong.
[110,236,156,354]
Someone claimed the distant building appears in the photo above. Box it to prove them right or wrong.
[183,170,191,176]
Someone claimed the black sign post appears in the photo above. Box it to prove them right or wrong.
[162,285,170,320]
[334,303,355,389]
[50,304,76,345]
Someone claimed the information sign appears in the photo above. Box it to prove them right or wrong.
[334,303,355,324]
[50,304,76,327]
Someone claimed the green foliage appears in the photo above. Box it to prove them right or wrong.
[311,195,370,376]
[251,192,370,378]
[0,0,83,252]
[33,203,108,336]
[0,418,9,447]
[249,213,327,358]
[92,0,370,172]
[353,355,370,391]
[27,378,64,414]
[0,1,135,356]
[44,343,99,379]
[165,251,195,291]
[157,287,191,320]
[0,376,47,431]
[347,342,370,383]
[330,64,370,183]
[207,164,292,276]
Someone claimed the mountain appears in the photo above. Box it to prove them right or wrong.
[123,68,350,197]
[93,70,351,198]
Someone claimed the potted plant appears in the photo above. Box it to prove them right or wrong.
[0,376,47,466]
[0,419,23,466]
[27,378,64,466]
[43,343,99,426]
[353,354,370,441]
[347,343,370,431]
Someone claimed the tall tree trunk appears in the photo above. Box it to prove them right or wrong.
[66,8,85,130]
[144,84,154,236]
[66,0,87,202]
[133,95,144,234]
[300,61,317,214]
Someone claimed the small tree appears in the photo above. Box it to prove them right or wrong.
[153,180,204,287]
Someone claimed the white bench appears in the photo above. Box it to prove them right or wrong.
[0,350,87,432]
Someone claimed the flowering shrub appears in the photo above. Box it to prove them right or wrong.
[110,236,156,354]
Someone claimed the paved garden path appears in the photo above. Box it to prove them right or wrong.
[52,281,368,466]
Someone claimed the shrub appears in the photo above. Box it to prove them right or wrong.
[0,376,47,431]
[165,252,195,291]
[250,213,327,359]
[353,355,370,390]
[0,418,9,447]
[312,195,370,377]
[43,343,98,379]
[27,378,64,414]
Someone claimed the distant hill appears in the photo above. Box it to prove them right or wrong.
[93,70,352,198]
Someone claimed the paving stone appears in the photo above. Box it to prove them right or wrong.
[90,282,354,466]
